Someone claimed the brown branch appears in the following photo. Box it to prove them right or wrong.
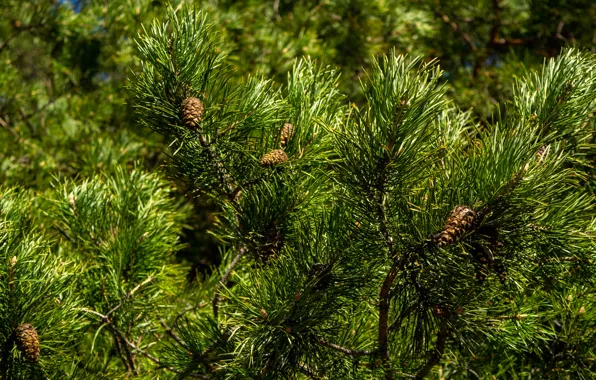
[415,324,449,379]
[434,11,477,52]
[378,261,400,375]
[490,314,530,321]
[489,0,502,45]
[212,247,247,318]
[81,308,136,373]
[0,115,21,141]
[113,333,134,372]
[299,363,322,380]
[212,112,254,143]
[107,276,153,316]
[160,319,187,349]
[273,0,281,21]
[198,134,236,198]
[81,308,208,378]
[316,338,375,356]
[173,302,209,325]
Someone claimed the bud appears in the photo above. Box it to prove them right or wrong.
[260,308,269,320]
[280,123,294,148]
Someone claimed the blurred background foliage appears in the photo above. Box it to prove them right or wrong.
[1,0,594,272]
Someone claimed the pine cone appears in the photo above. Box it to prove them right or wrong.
[280,123,294,148]
[260,149,288,166]
[435,206,477,247]
[180,97,204,129]
[256,225,284,262]
[15,323,40,363]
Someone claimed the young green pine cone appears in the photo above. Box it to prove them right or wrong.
[280,123,294,148]
[180,97,204,129]
[15,323,40,363]
[260,149,288,166]
[435,206,477,247]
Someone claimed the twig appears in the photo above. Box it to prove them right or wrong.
[490,314,530,321]
[231,175,265,201]
[299,363,322,380]
[197,134,236,200]
[0,116,21,141]
[107,276,154,316]
[542,256,584,263]
[316,337,375,356]
[213,247,246,318]
[160,318,187,349]
[555,21,567,43]
[489,0,501,46]
[81,308,136,372]
[415,323,449,379]
[81,308,208,378]
[434,10,477,52]
[378,260,400,371]
[173,302,209,325]
[212,112,253,143]
[273,0,281,21]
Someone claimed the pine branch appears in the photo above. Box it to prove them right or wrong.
[197,134,236,200]
[160,319,187,349]
[82,308,209,378]
[415,323,449,379]
[81,308,136,373]
[212,247,247,318]
[173,302,209,326]
[378,260,400,377]
[299,363,323,380]
[434,10,477,52]
[107,276,154,316]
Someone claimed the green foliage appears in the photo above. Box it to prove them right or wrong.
[1,1,595,379]
[0,189,83,379]
[128,7,596,379]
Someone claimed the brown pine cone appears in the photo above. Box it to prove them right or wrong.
[260,149,288,166]
[15,323,40,363]
[180,97,204,129]
[280,123,294,148]
[435,206,477,247]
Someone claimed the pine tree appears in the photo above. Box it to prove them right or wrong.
[129,7,596,379]
[1,2,595,379]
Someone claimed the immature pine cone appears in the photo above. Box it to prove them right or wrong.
[15,323,40,363]
[260,149,288,166]
[280,123,294,148]
[435,206,477,247]
[180,97,204,129]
